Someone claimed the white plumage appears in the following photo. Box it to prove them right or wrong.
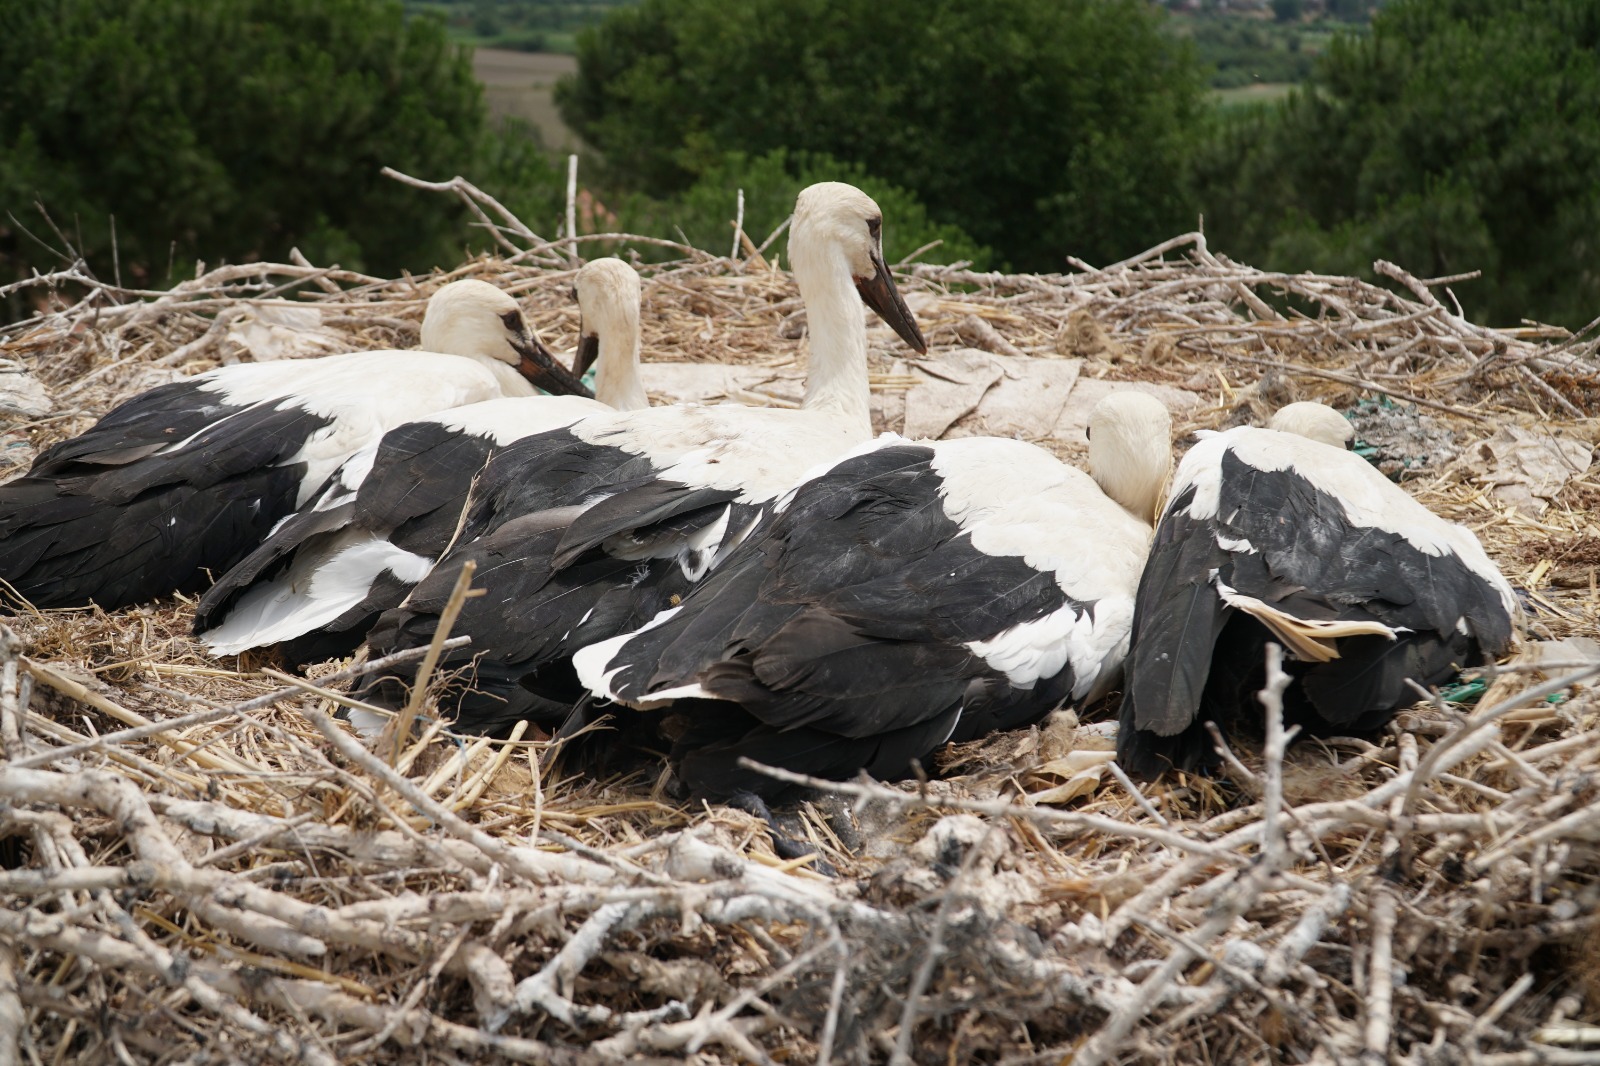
[1119,401,1518,776]
[565,391,1174,800]
[356,182,930,731]
[0,279,588,611]
[194,260,648,661]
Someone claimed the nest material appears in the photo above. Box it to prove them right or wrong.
[3,191,1600,1065]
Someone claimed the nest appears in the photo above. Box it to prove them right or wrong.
[3,175,1600,1065]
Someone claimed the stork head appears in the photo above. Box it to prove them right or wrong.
[420,279,592,397]
[1268,402,1354,450]
[790,182,927,355]
[572,258,642,379]
[1087,390,1174,525]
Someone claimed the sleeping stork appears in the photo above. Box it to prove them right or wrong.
[357,182,928,727]
[1117,401,1517,777]
[1268,401,1356,449]
[192,258,649,665]
[0,280,589,611]
[569,391,1175,800]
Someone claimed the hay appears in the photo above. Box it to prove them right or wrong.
[3,177,1600,1064]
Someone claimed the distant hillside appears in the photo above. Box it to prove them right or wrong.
[403,0,632,53]
[1159,0,1378,93]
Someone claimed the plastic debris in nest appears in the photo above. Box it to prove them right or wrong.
[0,360,52,421]
[1442,637,1595,712]
[1346,396,1460,479]
[1465,423,1595,517]
[222,303,348,363]
[1468,637,1600,733]
[1,360,52,478]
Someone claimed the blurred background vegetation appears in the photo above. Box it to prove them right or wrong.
[1,0,1595,328]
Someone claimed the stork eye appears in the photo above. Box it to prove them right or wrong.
[1086,426,1093,441]
[867,217,882,239]
[570,286,579,302]
[501,310,524,332]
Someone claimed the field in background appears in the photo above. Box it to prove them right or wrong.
[1214,81,1297,109]
[404,0,630,53]
[473,49,581,151]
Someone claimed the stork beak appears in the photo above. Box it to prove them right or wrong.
[513,331,594,398]
[572,331,600,380]
[856,244,927,354]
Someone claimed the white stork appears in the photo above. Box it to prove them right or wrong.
[357,182,928,728]
[0,280,588,610]
[568,392,1175,799]
[1117,401,1517,776]
[192,258,648,664]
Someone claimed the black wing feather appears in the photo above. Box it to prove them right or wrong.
[595,445,1089,797]
[1118,449,1514,777]
[1,392,327,609]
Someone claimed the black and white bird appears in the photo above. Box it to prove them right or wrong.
[358,181,928,728]
[568,391,1175,800]
[0,280,589,611]
[1117,401,1518,777]
[192,258,649,664]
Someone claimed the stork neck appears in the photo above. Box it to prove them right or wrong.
[1091,442,1169,526]
[796,262,873,438]
[595,320,649,412]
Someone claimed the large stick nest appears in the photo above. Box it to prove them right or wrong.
[2,181,1600,1065]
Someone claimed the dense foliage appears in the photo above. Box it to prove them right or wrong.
[1169,16,1326,88]
[3,0,1595,333]
[623,149,990,267]
[1194,0,1600,328]
[0,0,489,284]
[557,0,1208,273]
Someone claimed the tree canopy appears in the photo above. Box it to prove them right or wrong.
[614,148,990,268]
[0,0,489,283]
[1192,0,1600,329]
[557,0,1208,273]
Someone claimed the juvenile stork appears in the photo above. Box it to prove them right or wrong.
[0,280,588,610]
[358,182,928,728]
[193,259,648,664]
[1117,401,1517,776]
[571,392,1175,799]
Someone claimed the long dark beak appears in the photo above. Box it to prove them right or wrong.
[856,244,927,354]
[513,331,594,398]
[572,331,600,379]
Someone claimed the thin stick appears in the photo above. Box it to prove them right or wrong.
[1107,760,1170,827]
[0,625,23,760]
[565,154,581,267]
[393,560,479,765]
[0,941,20,1066]
[1362,888,1398,1064]
[1220,353,1490,421]
[109,214,122,292]
[1259,643,1293,869]
[731,188,746,263]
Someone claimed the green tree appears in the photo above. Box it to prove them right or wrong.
[0,0,489,285]
[1193,0,1600,328]
[615,148,990,266]
[556,0,1207,272]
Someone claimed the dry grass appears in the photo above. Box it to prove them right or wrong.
[2,193,1600,1065]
